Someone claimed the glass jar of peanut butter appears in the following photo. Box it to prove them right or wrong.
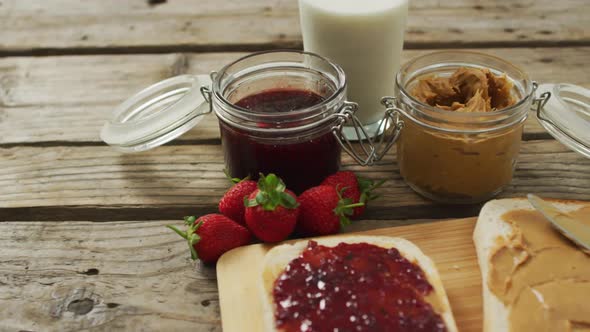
[385,51,540,204]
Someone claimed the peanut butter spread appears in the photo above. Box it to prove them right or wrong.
[489,206,590,331]
[412,67,515,112]
[399,68,521,202]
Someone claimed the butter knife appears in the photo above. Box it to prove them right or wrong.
[527,194,590,253]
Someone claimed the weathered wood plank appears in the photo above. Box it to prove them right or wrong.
[0,52,236,145]
[0,219,219,332]
[1,47,588,146]
[0,0,588,55]
[1,140,588,221]
[0,217,453,331]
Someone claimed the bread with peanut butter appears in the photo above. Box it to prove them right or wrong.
[260,235,458,332]
[473,198,590,332]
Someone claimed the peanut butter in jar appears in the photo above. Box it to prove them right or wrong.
[394,51,536,203]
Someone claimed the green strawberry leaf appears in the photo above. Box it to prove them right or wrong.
[188,233,200,260]
[223,168,250,185]
[333,187,364,227]
[244,173,299,211]
[167,217,203,261]
[184,215,196,226]
[280,192,299,209]
[357,177,386,204]
[339,215,352,227]
[244,196,257,207]
[255,190,266,206]
[276,180,286,192]
[265,173,279,190]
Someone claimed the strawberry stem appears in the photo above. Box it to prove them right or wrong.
[358,177,386,204]
[223,169,249,185]
[166,225,187,239]
[343,202,365,209]
[332,188,364,228]
[167,217,203,261]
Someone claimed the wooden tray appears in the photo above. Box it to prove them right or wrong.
[217,217,482,331]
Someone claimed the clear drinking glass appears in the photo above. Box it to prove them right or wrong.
[299,0,409,138]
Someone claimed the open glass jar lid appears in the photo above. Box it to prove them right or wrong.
[535,83,590,158]
[100,74,212,152]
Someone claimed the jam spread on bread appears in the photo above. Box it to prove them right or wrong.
[272,241,446,331]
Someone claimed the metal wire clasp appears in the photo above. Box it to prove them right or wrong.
[332,102,377,166]
[532,81,552,123]
[374,96,405,162]
[199,71,218,114]
[532,81,550,117]
[332,98,404,166]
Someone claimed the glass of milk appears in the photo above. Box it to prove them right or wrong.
[299,0,409,139]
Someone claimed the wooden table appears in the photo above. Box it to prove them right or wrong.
[0,1,588,331]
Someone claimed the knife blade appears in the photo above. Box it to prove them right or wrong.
[527,194,590,254]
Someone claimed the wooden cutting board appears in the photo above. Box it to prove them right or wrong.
[217,217,482,332]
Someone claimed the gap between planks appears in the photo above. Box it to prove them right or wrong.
[2,40,590,58]
[0,132,554,149]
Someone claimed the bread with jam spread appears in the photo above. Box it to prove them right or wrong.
[260,235,458,332]
[473,198,590,332]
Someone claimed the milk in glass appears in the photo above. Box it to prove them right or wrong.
[299,0,409,134]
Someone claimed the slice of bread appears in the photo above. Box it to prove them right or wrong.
[473,198,588,332]
[260,235,458,332]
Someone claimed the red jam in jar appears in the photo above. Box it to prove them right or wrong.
[234,89,324,114]
[272,241,447,332]
[211,51,352,194]
[220,88,342,194]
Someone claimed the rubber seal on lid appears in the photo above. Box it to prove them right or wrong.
[535,83,590,158]
[100,74,212,153]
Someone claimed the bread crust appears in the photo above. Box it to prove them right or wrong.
[473,198,587,332]
[260,235,458,332]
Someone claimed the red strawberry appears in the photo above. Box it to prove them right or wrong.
[321,171,385,219]
[244,173,300,242]
[219,175,257,225]
[297,185,364,236]
[167,214,251,264]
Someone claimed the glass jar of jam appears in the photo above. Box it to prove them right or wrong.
[383,51,545,204]
[208,51,356,193]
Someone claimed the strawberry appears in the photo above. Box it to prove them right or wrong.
[244,173,300,242]
[167,214,251,264]
[297,185,364,236]
[321,171,385,219]
[218,173,257,225]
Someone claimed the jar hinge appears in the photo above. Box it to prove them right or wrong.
[332,102,377,166]
[374,96,405,162]
[199,71,218,114]
[332,98,404,166]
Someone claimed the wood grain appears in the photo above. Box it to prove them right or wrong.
[217,218,481,332]
[0,219,221,332]
[1,140,588,221]
[0,217,473,331]
[1,47,588,146]
[0,0,588,55]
